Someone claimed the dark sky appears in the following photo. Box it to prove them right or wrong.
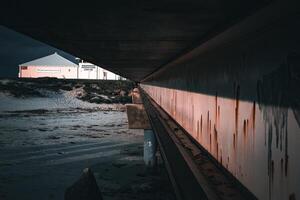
[0,25,76,78]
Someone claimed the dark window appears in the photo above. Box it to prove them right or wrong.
[21,66,28,70]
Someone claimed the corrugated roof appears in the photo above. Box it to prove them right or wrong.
[19,52,78,67]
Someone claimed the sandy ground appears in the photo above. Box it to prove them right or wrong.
[0,79,175,200]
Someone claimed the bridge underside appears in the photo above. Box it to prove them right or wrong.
[1,0,270,81]
[1,0,300,199]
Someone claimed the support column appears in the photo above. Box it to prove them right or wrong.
[143,129,157,167]
[126,88,157,167]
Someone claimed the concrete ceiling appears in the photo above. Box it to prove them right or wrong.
[1,0,270,81]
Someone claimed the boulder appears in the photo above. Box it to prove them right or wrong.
[119,90,126,96]
[65,168,103,200]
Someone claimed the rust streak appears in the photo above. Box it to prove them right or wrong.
[197,120,199,140]
[233,133,236,149]
[214,125,218,157]
[217,105,220,127]
[209,120,212,135]
[227,156,230,167]
[235,85,240,136]
[207,111,210,134]
[215,92,218,126]
[192,104,194,133]
[253,101,256,130]
[200,115,203,137]
[243,120,247,136]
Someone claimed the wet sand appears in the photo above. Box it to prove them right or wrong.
[0,79,175,200]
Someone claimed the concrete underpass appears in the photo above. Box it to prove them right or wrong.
[1,0,300,199]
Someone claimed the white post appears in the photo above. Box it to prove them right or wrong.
[144,129,157,167]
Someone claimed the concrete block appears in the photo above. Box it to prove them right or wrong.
[126,104,151,129]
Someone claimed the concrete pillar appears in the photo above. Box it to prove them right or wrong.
[143,129,157,167]
[126,88,156,167]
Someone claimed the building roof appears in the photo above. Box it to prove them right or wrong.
[19,52,78,67]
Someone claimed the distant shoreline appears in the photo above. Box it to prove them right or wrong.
[0,78,135,104]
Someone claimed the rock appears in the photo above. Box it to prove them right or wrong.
[47,136,60,140]
[90,84,100,90]
[90,96,101,102]
[113,89,121,94]
[74,84,83,88]
[90,96,112,104]
[119,90,126,96]
[65,168,103,200]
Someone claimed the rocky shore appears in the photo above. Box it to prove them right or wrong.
[0,78,135,104]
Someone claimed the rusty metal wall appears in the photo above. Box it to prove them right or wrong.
[141,84,300,200]
[140,3,300,200]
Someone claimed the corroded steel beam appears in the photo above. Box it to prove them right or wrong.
[140,1,300,199]
[141,88,257,200]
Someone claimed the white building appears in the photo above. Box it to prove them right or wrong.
[78,60,125,80]
[19,53,125,80]
[19,53,78,79]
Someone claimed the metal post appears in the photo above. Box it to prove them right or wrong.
[143,129,157,167]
